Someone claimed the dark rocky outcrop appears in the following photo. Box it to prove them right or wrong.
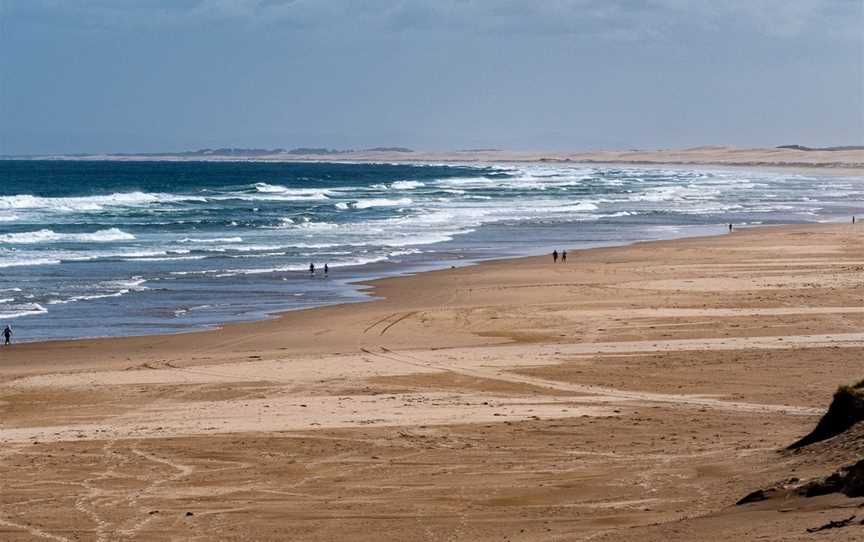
[798,459,864,498]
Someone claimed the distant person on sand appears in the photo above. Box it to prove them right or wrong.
[853,216,856,225]
[561,250,567,263]
[728,223,733,233]
[309,263,315,277]
[552,250,558,263]
[3,325,11,346]
[324,263,329,277]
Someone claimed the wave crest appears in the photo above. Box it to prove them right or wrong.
[0,191,203,213]
[0,228,135,244]
[352,198,413,209]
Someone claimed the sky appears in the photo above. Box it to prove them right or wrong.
[1,0,862,154]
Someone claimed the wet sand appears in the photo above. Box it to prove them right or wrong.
[3,222,864,540]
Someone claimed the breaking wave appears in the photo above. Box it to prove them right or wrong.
[0,228,135,244]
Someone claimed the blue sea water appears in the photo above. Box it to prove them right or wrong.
[0,159,860,342]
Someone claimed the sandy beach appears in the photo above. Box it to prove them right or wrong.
[3,222,864,540]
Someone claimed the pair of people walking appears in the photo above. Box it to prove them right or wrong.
[552,250,567,263]
[309,263,329,277]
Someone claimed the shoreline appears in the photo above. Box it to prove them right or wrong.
[11,159,864,344]
[0,220,848,378]
[5,221,730,347]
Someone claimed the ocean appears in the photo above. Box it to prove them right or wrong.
[0,160,859,342]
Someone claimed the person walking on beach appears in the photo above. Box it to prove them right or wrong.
[728,223,733,233]
[552,250,558,263]
[309,263,315,277]
[853,216,856,225]
[561,250,567,263]
[324,263,329,278]
[3,325,12,346]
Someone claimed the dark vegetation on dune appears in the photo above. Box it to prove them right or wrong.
[789,380,864,449]
[737,380,864,509]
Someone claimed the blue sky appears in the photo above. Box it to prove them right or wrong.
[1,0,862,154]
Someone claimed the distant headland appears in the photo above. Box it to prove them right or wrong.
[3,145,863,174]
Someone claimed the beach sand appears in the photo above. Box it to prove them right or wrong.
[2,223,864,540]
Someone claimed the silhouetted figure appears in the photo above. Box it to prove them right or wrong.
[324,263,329,277]
[309,263,315,276]
[561,250,567,263]
[728,223,733,233]
[3,325,11,346]
[552,250,558,263]
[853,216,856,225]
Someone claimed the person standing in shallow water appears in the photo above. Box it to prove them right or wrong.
[309,263,315,277]
[324,264,329,277]
[552,250,558,263]
[3,325,12,346]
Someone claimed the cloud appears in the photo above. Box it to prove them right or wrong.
[5,0,860,41]
[649,0,861,38]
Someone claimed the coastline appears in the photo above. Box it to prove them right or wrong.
[0,221,817,376]
[1,220,728,347]
[4,221,864,539]
[14,159,863,343]
[3,154,862,345]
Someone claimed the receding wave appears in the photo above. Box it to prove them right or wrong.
[170,255,390,278]
[0,302,48,319]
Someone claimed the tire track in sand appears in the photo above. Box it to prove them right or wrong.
[367,347,819,416]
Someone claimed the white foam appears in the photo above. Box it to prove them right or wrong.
[557,202,599,212]
[0,191,203,213]
[253,182,291,193]
[294,221,340,231]
[388,248,421,257]
[127,255,207,262]
[0,258,62,269]
[246,183,333,200]
[0,228,135,244]
[391,181,425,190]
[352,198,413,209]
[0,302,47,319]
[112,277,148,289]
[48,291,129,305]
[179,237,243,244]
[170,255,391,278]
